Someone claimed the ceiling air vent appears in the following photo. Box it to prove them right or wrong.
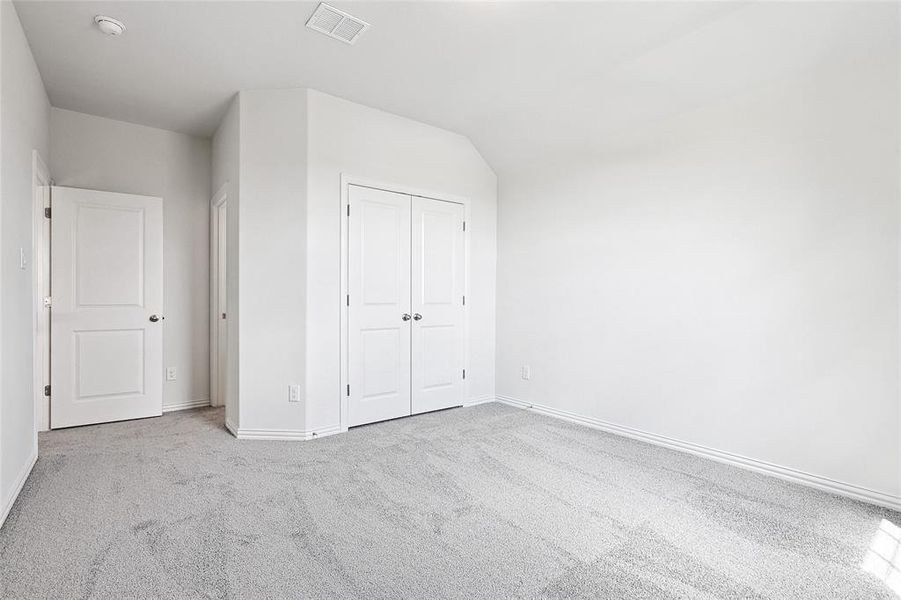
[306,3,370,45]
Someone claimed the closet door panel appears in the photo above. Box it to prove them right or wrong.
[347,185,412,426]
[411,196,465,414]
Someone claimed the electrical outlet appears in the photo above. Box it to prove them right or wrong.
[288,384,301,403]
[166,367,177,381]
[521,365,531,380]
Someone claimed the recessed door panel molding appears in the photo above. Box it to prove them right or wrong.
[361,201,402,306]
[419,324,456,390]
[75,329,145,400]
[75,204,145,307]
[411,196,465,414]
[419,211,456,305]
[347,185,412,427]
[361,328,402,398]
[51,186,164,429]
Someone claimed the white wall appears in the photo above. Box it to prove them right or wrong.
[0,0,50,524]
[50,108,211,413]
[496,54,901,497]
[233,89,307,433]
[211,95,240,427]
[212,88,497,436]
[306,90,497,431]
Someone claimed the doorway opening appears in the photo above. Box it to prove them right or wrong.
[210,186,228,409]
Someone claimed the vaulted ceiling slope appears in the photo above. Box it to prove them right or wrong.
[14,1,898,174]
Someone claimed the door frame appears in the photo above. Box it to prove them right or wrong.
[32,151,51,433]
[209,184,228,407]
[339,174,471,432]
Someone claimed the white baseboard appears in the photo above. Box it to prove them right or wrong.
[227,397,492,440]
[163,398,211,413]
[463,395,496,407]
[227,423,342,441]
[0,449,38,530]
[494,395,901,512]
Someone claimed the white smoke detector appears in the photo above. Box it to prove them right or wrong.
[94,15,126,36]
[306,3,369,45]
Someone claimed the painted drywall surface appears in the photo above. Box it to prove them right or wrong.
[49,108,211,414]
[211,96,240,428]
[234,89,307,433]
[496,55,901,495]
[0,0,50,519]
[306,90,498,430]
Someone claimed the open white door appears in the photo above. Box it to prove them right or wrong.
[411,196,465,414]
[347,185,412,427]
[50,187,164,428]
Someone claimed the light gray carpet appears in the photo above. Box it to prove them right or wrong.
[0,403,897,599]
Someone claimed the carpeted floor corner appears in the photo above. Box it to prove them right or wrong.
[0,402,897,599]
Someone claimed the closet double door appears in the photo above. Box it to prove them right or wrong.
[347,185,465,427]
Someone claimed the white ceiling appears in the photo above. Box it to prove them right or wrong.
[13,1,898,173]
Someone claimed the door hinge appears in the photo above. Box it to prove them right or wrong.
[347,204,350,217]
[43,384,50,397]
[346,294,350,306]
[44,207,51,219]
[462,295,465,306]
[462,369,466,380]
[463,220,466,232]
[346,384,351,397]
[43,296,52,308]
